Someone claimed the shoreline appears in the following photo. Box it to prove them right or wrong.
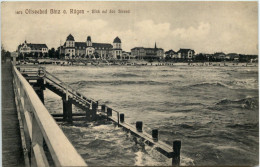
[19,58,258,67]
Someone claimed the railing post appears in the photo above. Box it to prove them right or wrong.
[31,113,49,166]
[172,140,181,166]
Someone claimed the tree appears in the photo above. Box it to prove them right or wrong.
[48,48,55,58]
[54,50,60,59]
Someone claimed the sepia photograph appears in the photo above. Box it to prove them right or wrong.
[1,1,258,166]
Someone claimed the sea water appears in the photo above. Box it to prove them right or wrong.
[44,64,258,166]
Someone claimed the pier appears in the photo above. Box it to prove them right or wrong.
[7,61,87,167]
[6,61,182,166]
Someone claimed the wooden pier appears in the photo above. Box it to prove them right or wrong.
[2,62,25,167]
[11,63,87,167]
[17,64,182,166]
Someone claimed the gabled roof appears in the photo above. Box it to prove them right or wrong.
[19,43,48,50]
[113,37,121,43]
[165,49,176,54]
[66,34,75,41]
[178,48,195,54]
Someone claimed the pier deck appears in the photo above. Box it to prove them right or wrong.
[2,61,24,167]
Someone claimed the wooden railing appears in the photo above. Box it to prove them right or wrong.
[12,64,87,167]
[44,71,97,107]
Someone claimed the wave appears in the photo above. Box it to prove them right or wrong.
[69,80,166,87]
[112,73,141,78]
[182,82,230,89]
[86,139,114,148]
[226,123,259,130]
[215,96,258,109]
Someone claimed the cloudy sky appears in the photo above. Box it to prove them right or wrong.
[1,1,258,54]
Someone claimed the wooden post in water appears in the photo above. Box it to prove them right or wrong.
[117,112,120,127]
[136,121,143,132]
[67,98,73,123]
[62,98,68,121]
[62,97,72,123]
[90,102,98,121]
[172,140,181,166]
[120,114,124,123]
[152,129,158,142]
[36,78,45,104]
[107,108,112,116]
[107,107,112,121]
[101,105,106,112]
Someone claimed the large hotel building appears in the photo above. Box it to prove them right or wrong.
[60,34,122,59]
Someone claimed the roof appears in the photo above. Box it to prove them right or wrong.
[66,34,75,41]
[19,43,48,50]
[113,37,121,43]
[178,49,195,54]
[131,47,163,51]
[92,43,113,49]
[75,42,87,48]
[165,49,176,54]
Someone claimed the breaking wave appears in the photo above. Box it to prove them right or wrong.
[216,96,258,109]
[183,82,230,89]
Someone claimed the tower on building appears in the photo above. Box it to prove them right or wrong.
[86,36,92,46]
[113,37,122,59]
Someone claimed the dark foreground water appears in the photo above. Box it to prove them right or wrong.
[44,64,259,166]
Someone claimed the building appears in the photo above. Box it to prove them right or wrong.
[177,49,195,59]
[131,43,164,59]
[18,40,48,57]
[213,52,226,60]
[165,49,178,58]
[61,34,122,59]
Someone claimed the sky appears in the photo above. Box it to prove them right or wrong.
[1,1,258,54]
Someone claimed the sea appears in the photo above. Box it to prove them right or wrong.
[43,63,259,166]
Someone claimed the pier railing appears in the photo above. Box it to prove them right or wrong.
[44,71,97,107]
[12,64,87,167]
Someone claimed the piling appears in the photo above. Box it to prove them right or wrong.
[62,99,68,121]
[62,98,72,123]
[90,102,98,121]
[117,112,120,127]
[101,105,106,112]
[35,78,45,104]
[120,114,124,123]
[107,108,112,117]
[136,121,143,132]
[152,129,158,141]
[172,140,181,166]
